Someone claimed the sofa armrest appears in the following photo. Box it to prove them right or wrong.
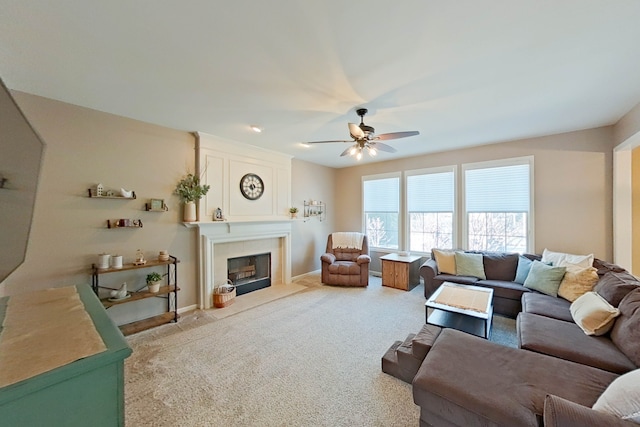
[544,395,636,427]
[356,254,371,265]
[420,258,439,298]
[320,253,336,264]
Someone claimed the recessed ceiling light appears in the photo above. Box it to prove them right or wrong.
[250,125,263,133]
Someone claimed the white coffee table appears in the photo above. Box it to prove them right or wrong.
[425,282,494,339]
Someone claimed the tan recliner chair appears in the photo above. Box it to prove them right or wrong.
[320,232,370,287]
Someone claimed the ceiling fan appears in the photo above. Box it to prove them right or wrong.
[304,108,419,160]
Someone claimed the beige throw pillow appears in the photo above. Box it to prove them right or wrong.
[432,249,456,275]
[557,263,599,302]
[592,368,640,424]
[570,292,620,336]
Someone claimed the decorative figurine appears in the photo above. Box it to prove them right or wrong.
[96,183,104,197]
[110,282,128,300]
[134,249,147,265]
[214,207,225,221]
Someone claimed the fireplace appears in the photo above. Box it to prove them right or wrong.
[228,252,271,295]
[189,220,292,309]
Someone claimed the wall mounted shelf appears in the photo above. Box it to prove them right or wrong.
[88,188,136,199]
[107,219,143,229]
[304,201,325,221]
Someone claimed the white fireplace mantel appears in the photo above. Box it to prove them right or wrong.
[186,219,292,309]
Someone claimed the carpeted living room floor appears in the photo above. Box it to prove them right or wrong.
[124,274,517,426]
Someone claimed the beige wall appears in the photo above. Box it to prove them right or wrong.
[0,92,337,324]
[633,147,640,273]
[290,159,335,276]
[335,127,614,261]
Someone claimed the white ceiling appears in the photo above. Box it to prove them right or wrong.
[2,1,640,168]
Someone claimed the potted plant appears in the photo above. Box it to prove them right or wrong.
[175,173,210,222]
[289,207,298,219]
[146,272,164,293]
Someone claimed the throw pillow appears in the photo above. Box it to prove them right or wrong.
[541,248,594,268]
[432,249,456,275]
[609,288,640,367]
[454,252,486,279]
[570,291,620,336]
[523,261,566,297]
[514,255,533,284]
[557,263,599,302]
[592,368,640,424]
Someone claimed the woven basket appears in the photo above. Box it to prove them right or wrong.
[213,282,236,308]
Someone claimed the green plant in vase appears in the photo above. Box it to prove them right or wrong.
[146,272,164,293]
[175,173,210,222]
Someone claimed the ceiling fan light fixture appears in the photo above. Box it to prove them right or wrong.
[250,125,263,133]
[368,146,377,156]
[356,150,363,161]
[349,146,357,156]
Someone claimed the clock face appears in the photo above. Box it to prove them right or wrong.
[239,173,264,200]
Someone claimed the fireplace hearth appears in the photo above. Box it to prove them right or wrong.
[228,252,271,296]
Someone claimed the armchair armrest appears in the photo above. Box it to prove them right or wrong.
[320,253,336,264]
[544,395,636,427]
[420,258,439,298]
[356,254,371,265]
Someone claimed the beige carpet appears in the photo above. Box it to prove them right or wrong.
[124,274,516,426]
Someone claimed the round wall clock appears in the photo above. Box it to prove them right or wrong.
[239,173,264,200]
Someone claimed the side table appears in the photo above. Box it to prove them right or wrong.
[381,253,422,291]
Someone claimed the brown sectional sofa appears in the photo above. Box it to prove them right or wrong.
[412,255,640,426]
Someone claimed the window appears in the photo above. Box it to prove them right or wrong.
[463,157,533,253]
[363,174,399,249]
[407,168,456,252]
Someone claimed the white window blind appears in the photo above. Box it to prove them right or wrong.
[407,171,454,212]
[465,164,530,212]
[364,177,399,212]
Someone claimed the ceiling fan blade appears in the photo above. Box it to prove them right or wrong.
[340,145,356,157]
[304,139,353,144]
[371,142,397,153]
[348,123,365,139]
[375,131,420,141]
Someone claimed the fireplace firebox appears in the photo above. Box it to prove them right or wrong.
[227,252,271,296]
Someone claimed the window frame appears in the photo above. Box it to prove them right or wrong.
[461,156,535,253]
[405,165,457,255]
[362,172,401,251]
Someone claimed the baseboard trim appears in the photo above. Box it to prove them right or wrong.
[178,304,197,315]
[291,269,321,282]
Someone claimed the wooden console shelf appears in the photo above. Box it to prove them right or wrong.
[91,256,179,335]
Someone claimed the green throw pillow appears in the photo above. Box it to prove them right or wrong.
[523,260,566,297]
[454,252,486,280]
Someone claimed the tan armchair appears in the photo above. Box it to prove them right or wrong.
[320,232,370,287]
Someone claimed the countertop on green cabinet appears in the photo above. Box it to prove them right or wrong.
[0,284,132,426]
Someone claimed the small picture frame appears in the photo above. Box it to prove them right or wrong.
[150,199,165,211]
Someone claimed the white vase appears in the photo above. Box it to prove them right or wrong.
[147,281,161,293]
[184,202,196,222]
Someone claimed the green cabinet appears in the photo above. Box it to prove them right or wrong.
[0,284,132,426]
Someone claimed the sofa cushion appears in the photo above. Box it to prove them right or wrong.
[593,258,628,276]
[610,288,640,367]
[571,292,620,336]
[476,279,529,301]
[542,248,594,268]
[432,249,456,275]
[413,329,617,427]
[480,251,518,281]
[594,271,640,307]
[592,368,640,424]
[454,251,485,279]
[521,292,573,322]
[523,261,566,297]
[517,312,635,374]
[558,263,599,302]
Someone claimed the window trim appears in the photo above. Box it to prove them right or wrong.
[461,156,535,253]
[405,165,457,255]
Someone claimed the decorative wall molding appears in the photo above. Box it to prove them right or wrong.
[195,132,292,221]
